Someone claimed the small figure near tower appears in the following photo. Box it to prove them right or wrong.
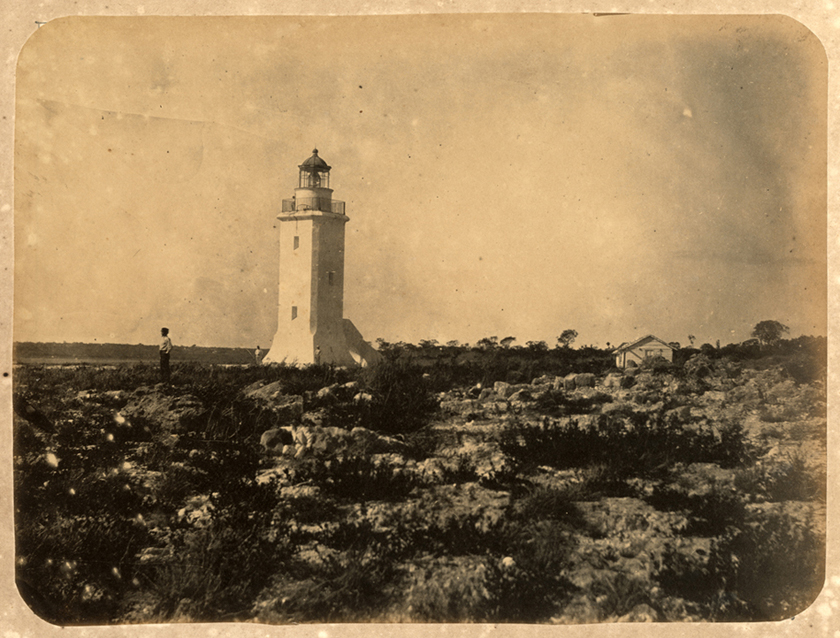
[159,327,172,384]
[263,150,380,367]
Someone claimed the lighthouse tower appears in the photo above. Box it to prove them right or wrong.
[263,150,380,367]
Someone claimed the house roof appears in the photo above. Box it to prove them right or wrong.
[613,334,675,354]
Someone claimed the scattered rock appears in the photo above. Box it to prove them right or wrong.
[242,382,304,423]
[260,427,294,453]
[603,373,623,389]
[466,384,483,398]
[508,388,533,404]
[440,399,485,419]
[702,390,727,403]
[353,392,373,404]
[13,395,55,434]
[122,388,207,435]
[350,426,406,454]
[617,603,659,622]
[665,405,692,424]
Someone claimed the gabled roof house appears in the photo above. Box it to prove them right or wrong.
[613,335,675,369]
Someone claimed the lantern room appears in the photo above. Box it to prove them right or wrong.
[298,149,331,189]
[282,148,345,215]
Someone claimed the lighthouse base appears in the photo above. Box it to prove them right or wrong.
[263,318,381,367]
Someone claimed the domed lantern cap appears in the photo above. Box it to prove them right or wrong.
[299,149,331,172]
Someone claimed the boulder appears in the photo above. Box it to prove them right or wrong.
[478,388,495,401]
[574,373,596,388]
[665,405,692,424]
[563,374,577,391]
[350,427,406,454]
[489,401,509,414]
[122,388,207,435]
[508,388,533,404]
[13,395,55,433]
[242,381,304,423]
[440,399,485,419]
[353,392,374,404]
[316,385,337,401]
[702,390,727,403]
[600,401,634,417]
[260,427,294,453]
[603,373,623,389]
[604,373,634,389]
[617,603,659,622]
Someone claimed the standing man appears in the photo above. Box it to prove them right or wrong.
[254,345,262,366]
[160,327,172,384]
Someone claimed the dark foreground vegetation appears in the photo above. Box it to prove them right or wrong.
[13,337,826,624]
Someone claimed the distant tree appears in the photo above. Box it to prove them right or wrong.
[500,336,516,349]
[526,340,548,352]
[699,343,717,357]
[557,329,578,348]
[418,339,439,349]
[751,320,790,346]
[688,334,696,346]
[476,336,499,350]
[668,342,681,350]
[446,340,460,348]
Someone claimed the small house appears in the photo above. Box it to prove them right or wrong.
[613,335,675,369]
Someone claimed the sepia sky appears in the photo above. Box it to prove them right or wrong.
[14,14,827,349]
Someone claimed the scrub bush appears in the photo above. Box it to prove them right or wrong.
[354,359,438,434]
[499,416,755,479]
[656,509,824,621]
[129,481,286,623]
[734,452,825,503]
[646,483,746,536]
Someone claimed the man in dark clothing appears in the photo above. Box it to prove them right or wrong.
[160,327,172,384]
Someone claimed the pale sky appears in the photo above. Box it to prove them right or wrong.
[14,14,827,349]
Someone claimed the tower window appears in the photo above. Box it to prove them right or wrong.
[291,306,298,320]
[293,236,300,250]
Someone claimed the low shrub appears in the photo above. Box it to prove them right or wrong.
[281,454,422,502]
[588,572,660,620]
[254,548,399,623]
[354,359,439,434]
[575,464,639,499]
[510,485,587,526]
[655,543,719,604]
[130,481,286,623]
[707,509,824,620]
[646,483,746,536]
[500,416,755,479]
[655,509,824,621]
[16,512,151,624]
[402,526,577,622]
[734,453,825,503]
[532,391,612,417]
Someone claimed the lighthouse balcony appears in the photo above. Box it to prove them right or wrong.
[282,197,345,215]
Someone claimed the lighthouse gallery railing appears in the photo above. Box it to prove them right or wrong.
[282,198,345,215]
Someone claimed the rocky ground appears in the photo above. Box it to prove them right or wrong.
[13,355,826,624]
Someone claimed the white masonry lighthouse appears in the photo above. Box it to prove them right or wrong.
[263,149,381,367]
